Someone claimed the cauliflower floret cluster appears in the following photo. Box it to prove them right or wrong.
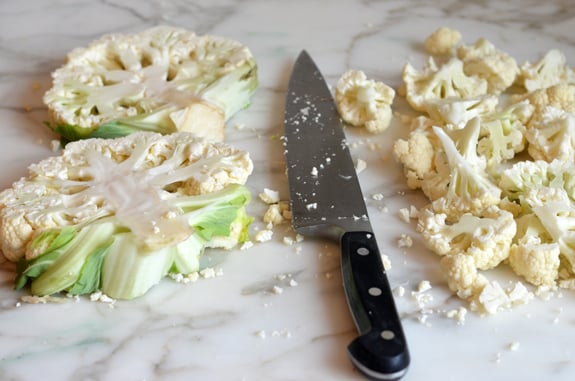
[335,69,396,133]
[394,27,575,314]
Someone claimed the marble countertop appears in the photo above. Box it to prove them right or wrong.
[1,1,575,380]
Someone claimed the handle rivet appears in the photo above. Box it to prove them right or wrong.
[381,330,395,340]
[356,247,369,256]
[368,287,382,296]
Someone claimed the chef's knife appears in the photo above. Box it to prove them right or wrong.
[283,50,410,380]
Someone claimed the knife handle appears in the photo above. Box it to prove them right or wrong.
[341,231,410,381]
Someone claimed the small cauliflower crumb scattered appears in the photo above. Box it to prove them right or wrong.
[372,193,384,201]
[381,254,392,271]
[259,188,280,204]
[508,341,521,351]
[398,234,413,248]
[355,158,367,174]
[393,285,406,297]
[398,208,411,223]
[255,229,273,243]
[445,306,468,325]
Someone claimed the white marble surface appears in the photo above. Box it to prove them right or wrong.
[1,0,575,380]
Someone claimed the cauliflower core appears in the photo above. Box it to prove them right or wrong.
[43,26,258,142]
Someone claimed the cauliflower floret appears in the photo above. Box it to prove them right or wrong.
[335,69,395,133]
[457,38,519,93]
[424,27,462,56]
[418,205,516,270]
[425,95,499,129]
[509,235,560,287]
[393,116,451,200]
[439,253,488,299]
[402,57,488,112]
[518,84,575,125]
[392,129,435,190]
[525,107,575,163]
[520,49,575,92]
[477,100,532,173]
[431,119,501,218]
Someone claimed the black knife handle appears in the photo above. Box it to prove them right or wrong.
[341,231,410,381]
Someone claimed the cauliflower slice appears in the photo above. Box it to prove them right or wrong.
[43,26,259,142]
[424,27,462,56]
[0,132,254,261]
[520,49,575,92]
[335,69,395,133]
[418,205,516,270]
[457,38,519,93]
[402,57,488,112]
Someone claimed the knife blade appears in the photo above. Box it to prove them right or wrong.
[283,50,410,381]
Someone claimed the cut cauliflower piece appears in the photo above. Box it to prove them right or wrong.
[525,107,575,163]
[520,49,575,92]
[43,26,258,142]
[509,234,560,287]
[425,95,498,130]
[392,116,451,200]
[0,132,254,299]
[431,119,501,218]
[402,57,488,112]
[477,100,532,173]
[424,27,462,56]
[439,253,488,299]
[517,84,575,126]
[335,69,395,133]
[457,38,519,93]
[417,205,516,270]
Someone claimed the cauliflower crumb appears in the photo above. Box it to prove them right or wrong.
[355,158,367,174]
[240,241,254,250]
[272,285,284,294]
[255,229,273,242]
[445,306,468,325]
[381,254,392,271]
[393,285,406,297]
[417,280,432,293]
[398,234,413,248]
[508,342,520,351]
[398,208,411,223]
[372,193,384,201]
[259,188,280,204]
